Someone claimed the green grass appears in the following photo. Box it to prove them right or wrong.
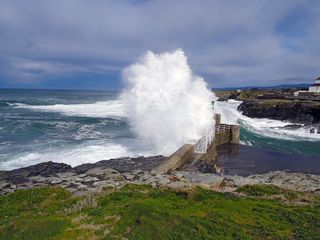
[214,90,276,101]
[238,184,286,197]
[238,90,266,100]
[1,185,320,239]
[214,90,236,99]
[256,99,320,107]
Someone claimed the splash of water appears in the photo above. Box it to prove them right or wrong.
[214,100,320,141]
[121,49,215,155]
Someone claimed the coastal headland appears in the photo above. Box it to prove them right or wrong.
[238,99,320,125]
[215,87,320,127]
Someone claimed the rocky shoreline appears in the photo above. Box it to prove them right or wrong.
[238,99,320,125]
[1,156,320,196]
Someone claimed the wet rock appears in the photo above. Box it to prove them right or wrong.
[73,156,165,173]
[0,161,71,183]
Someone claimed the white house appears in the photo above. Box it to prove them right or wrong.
[309,77,320,93]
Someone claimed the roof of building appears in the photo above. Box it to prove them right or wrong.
[316,76,320,80]
[311,83,320,87]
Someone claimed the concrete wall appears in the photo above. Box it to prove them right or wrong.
[154,114,240,173]
[230,125,240,144]
[155,144,194,173]
[199,141,217,162]
[215,131,230,146]
[215,113,221,126]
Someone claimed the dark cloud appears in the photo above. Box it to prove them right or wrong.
[0,0,319,88]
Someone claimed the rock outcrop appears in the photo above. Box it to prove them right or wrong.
[1,160,320,196]
[238,100,320,124]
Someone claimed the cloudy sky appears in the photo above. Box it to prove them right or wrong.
[0,0,319,89]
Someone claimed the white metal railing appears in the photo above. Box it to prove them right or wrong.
[215,124,230,133]
[194,124,232,154]
[194,125,215,153]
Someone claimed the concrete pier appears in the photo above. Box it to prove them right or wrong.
[155,144,194,173]
[154,114,240,173]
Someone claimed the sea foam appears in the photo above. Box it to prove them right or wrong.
[215,100,320,141]
[13,100,126,119]
[121,49,215,155]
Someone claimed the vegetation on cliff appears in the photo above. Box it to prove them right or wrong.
[1,184,320,240]
[215,90,271,101]
[215,88,320,124]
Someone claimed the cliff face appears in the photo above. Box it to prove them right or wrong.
[238,100,320,124]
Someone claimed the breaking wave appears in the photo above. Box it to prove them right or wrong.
[214,100,320,141]
[121,49,215,155]
[12,100,127,119]
[0,139,153,170]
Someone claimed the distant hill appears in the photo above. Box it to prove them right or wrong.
[212,83,310,91]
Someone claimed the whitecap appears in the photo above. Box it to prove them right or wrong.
[13,100,127,118]
[0,140,154,170]
[214,100,320,141]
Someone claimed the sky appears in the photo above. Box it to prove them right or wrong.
[0,0,319,90]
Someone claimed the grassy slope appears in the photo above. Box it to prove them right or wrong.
[0,185,320,240]
[215,90,274,101]
[255,99,320,107]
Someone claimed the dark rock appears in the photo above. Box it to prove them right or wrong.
[282,124,304,130]
[0,161,72,183]
[238,100,320,124]
[9,176,29,185]
[181,160,216,174]
[73,155,165,174]
[194,160,216,173]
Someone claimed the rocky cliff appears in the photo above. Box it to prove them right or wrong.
[238,100,320,124]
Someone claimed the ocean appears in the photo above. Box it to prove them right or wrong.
[214,100,320,156]
[0,89,153,170]
[0,89,319,170]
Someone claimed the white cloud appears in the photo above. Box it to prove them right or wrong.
[0,0,319,87]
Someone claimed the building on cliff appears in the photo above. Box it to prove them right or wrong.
[309,77,320,93]
[291,77,320,100]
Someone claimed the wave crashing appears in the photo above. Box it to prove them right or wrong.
[121,49,215,155]
[13,100,126,119]
[215,100,320,141]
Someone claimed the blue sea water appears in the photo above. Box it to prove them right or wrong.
[0,89,152,170]
[215,100,320,157]
[0,89,319,170]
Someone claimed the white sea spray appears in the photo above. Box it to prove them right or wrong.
[121,49,215,155]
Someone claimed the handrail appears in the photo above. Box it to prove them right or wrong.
[194,125,215,153]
